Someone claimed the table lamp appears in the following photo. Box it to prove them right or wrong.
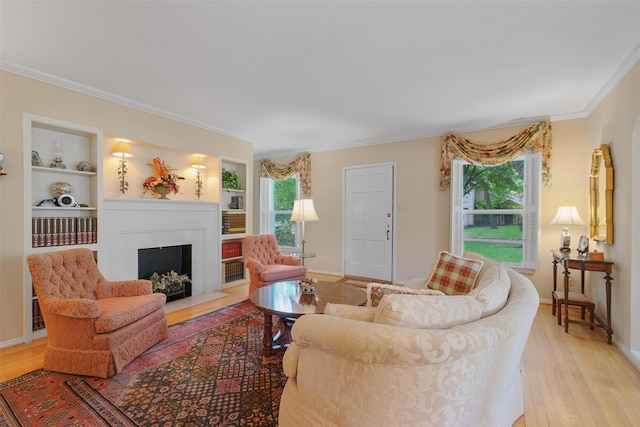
[550,205,585,252]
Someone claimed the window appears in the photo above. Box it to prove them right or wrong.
[450,152,540,270]
[260,175,301,249]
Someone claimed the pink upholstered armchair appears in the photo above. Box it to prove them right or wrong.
[27,248,168,378]
[245,234,307,295]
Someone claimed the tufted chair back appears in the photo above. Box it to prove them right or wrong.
[245,234,282,265]
[28,248,105,301]
[244,234,306,295]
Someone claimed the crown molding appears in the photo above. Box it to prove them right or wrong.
[0,61,250,144]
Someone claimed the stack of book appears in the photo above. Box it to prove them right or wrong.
[222,212,246,234]
[32,216,98,247]
[32,298,45,330]
[221,241,243,259]
[224,260,244,283]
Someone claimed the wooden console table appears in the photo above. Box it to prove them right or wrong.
[552,250,614,344]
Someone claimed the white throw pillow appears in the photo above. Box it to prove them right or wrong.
[468,264,510,317]
[373,294,485,329]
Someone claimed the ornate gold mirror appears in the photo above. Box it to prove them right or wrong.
[589,144,614,244]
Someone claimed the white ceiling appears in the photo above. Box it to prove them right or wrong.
[2,1,640,158]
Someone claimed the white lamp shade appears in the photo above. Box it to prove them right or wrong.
[550,205,585,225]
[111,141,133,158]
[290,199,319,222]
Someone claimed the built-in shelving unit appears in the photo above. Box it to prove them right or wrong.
[220,158,248,287]
[23,114,104,341]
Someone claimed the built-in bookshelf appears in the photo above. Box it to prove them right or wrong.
[23,114,104,341]
[220,158,248,287]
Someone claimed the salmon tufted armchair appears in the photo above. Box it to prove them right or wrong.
[27,248,168,378]
[245,234,307,295]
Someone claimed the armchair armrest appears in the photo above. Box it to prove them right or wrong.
[275,254,302,266]
[43,297,101,319]
[324,303,377,322]
[96,279,152,298]
[246,256,266,274]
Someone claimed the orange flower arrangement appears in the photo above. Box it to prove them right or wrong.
[142,157,184,196]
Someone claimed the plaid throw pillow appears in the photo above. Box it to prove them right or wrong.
[427,251,484,295]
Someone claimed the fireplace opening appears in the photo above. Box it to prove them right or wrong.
[138,245,192,301]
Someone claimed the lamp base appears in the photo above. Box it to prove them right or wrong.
[560,227,571,252]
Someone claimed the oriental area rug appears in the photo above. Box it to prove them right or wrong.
[0,301,286,427]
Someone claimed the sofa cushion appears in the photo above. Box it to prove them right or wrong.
[366,283,444,307]
[463,251,499,285]
[373,294,485,329]
[325,303,378,322]
[427,251,484,295]
[465,253,511,317]
[95,293,166,333]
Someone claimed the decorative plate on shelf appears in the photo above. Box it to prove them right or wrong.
[76,161,94,172]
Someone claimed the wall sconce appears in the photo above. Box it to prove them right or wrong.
[290,198,319,264]
[190,154,206,199]
[550,204,585,252]
[111,139,133,195]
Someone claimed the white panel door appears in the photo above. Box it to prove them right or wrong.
[344,164,394,281]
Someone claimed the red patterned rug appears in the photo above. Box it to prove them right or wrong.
[0,301,286,426]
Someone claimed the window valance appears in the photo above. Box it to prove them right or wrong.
[259,152,312,197]
[439,121,552,190]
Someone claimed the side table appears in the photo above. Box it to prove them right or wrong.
[551,250,614,344]
[290,251,316,266]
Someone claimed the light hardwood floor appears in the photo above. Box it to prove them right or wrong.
[1,274,639,426]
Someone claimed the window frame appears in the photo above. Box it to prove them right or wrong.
[259,174,302,250]
[450,152,541,271]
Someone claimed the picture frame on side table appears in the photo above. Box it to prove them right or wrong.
[577,235,589,255]
[31,150,44,167]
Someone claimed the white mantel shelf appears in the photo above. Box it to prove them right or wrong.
[103,198,220,295]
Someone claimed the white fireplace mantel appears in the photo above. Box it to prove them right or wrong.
[103,198,220,295]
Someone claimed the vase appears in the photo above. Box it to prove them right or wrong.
[154,184,171,199]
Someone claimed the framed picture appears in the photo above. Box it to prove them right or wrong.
[31,150,44,167]
[577,235,589,255]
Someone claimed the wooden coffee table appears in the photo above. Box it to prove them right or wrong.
[250,280,367,356]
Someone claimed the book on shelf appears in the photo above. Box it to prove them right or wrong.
[32,216,97,248]
[224,260,244,282]
[221,211,246,234]
[222,241,243,259]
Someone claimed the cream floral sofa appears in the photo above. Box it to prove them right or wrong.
[279,252,539,427]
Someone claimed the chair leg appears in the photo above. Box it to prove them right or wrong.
[552,294,556,316]
[557,301,562,326]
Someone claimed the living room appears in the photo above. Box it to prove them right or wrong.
[1,1,640,425]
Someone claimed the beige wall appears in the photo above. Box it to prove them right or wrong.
[259,121,589,283]
[0,71,253,343]
[583,60,640,351]
[255,60,640,356]
[2,59,639,356]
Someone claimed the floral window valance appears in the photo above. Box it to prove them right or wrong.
[440,121,552,190]
[259,152,312,197]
